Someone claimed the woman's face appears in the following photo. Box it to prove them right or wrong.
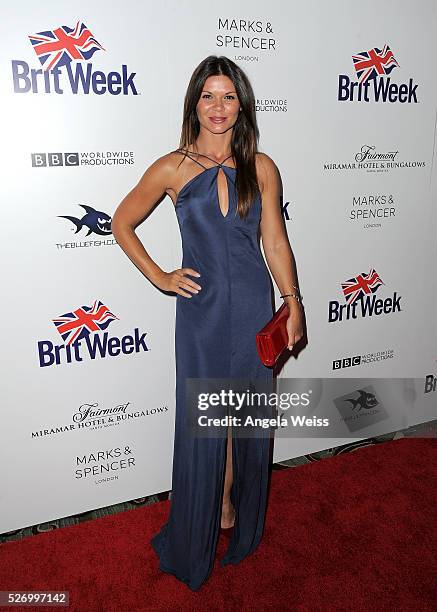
[196,75,241,135]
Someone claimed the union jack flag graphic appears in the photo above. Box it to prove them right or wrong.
[52,300,118,346]
[352,45,400,85]
[29,21,105,72]
[341,269,385,304]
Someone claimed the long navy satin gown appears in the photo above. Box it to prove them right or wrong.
[151,149,274,591]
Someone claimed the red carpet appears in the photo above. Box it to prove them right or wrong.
[1,438,436,611]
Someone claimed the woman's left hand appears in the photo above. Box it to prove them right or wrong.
[285,302,304,350]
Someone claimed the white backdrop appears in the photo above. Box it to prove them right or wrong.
[1,0,436,532]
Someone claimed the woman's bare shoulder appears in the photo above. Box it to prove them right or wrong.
[136,149,190,205]
[135,149,185,191]
[144,149,185,176]
[255,152,279,192]
[255,151,278,171]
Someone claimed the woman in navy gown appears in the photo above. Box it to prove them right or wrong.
[112,55,304,591]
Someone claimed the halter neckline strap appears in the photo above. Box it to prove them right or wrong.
[176,148,234,169]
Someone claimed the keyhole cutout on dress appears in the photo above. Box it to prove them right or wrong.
[216,167,230,218]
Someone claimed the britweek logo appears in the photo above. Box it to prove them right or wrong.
[328,268,402,323]
[12,20,138,95]
[424,373,436,394]
[280,196,293,221]
[338,44,418,103]
[37,300,149,367]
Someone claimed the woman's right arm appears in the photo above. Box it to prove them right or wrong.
[111,154,202,298]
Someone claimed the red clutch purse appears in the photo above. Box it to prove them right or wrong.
[256,303,290,367]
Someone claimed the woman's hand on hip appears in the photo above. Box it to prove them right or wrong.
[156,268,202,298]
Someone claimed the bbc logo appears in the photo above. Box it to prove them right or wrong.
[31,153,79,167]
[332,355,361,370]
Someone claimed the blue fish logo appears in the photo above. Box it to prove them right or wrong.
[345,389,379,411]
[59,204,112,236]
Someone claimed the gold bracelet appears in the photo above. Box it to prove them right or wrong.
[281,293,302,304]
[280,285,301,298]
[280,285,299,295]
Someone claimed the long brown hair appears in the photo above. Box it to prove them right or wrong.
[179,55,260,219]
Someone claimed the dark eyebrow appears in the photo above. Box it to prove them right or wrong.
[202,90,237,95]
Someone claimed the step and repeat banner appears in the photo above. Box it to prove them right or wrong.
[1,0,436,532]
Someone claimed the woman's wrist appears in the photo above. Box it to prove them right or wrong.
[148,267,166,285]
[283,295,302,309]
[279,284,302,307]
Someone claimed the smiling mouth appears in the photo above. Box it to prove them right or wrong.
[209,117,227,123]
